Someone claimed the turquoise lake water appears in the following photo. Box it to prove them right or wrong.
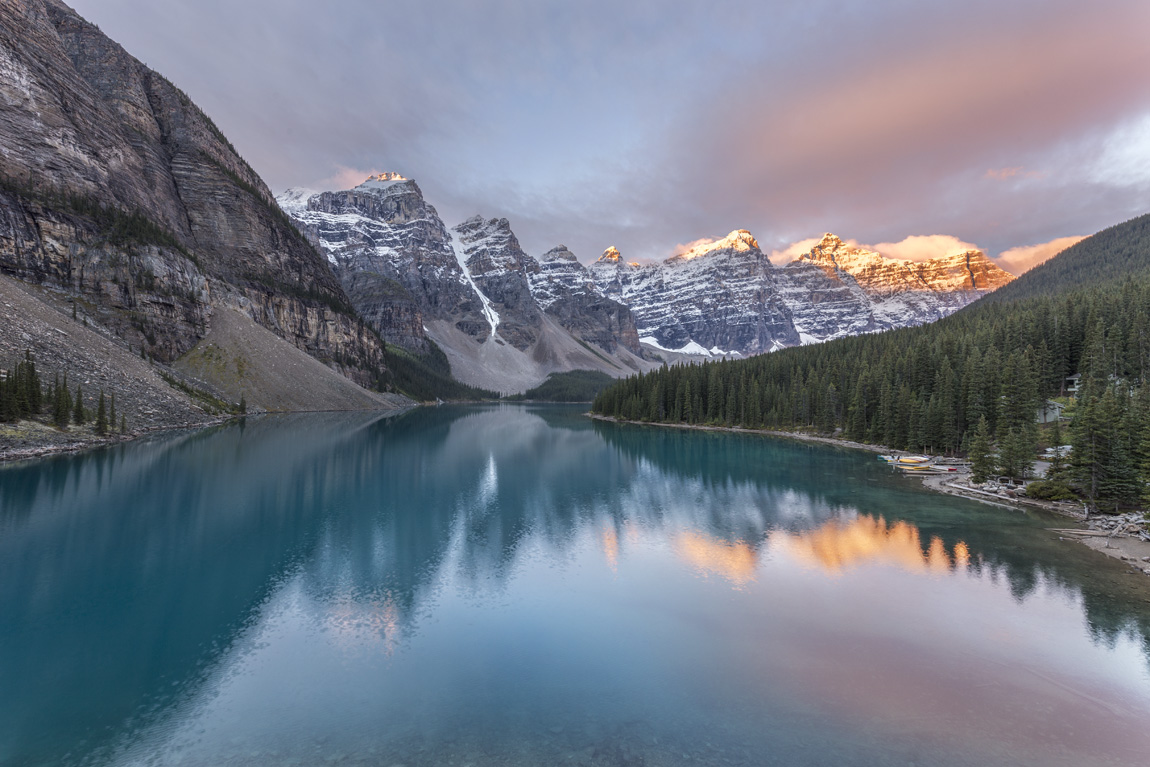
[2,404,1150,766]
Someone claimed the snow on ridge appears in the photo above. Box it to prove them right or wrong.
[640,336,737,357]
[671,230,761,262]
[353,173,414,196]
[275,187,318,215]
[449,234,501,336]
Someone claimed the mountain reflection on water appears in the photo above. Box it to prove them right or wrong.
[1,405,1149,767]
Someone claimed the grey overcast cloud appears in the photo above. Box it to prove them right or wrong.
[70,0,1150,269]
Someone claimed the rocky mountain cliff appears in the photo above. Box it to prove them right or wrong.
[278,181,649,393]
[791,234,1014,334]
[281,173,1014,388]
[590,231,800,355]
[603,231,1014,353]
[0,0,387,392]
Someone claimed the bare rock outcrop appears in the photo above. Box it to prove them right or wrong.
[0,0,386,388]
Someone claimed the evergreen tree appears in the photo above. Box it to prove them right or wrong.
[73,384,85,425]
[969,416,996,483]
[997,426,1035,479]
[1071,388,1139,510]
[95,390,108,435]
[1047,419,1069,482]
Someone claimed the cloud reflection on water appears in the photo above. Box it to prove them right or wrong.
[2,405,1150,767]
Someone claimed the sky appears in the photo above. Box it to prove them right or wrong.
[69,0,1150,270]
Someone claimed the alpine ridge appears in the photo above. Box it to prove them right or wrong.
[278,182,652,393]
[280,177,1015,390]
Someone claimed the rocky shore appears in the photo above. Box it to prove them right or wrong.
[589,414,1150,576]
[0,415,227,465]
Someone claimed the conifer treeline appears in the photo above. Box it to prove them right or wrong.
[1,351,124,435]
[0,351,43,422]
[592,277,1150,507]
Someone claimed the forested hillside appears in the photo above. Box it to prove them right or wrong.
[593,212,1150,510]
[985,213,1150,303]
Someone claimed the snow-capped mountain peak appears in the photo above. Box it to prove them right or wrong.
[599,246,623,263]
[353,173,417,197]
[278,170,1016,389]
[800,233,884,271]
[672,229,761,261]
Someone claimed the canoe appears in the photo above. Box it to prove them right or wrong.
[879,455,931,465]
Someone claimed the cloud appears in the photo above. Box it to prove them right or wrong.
[672,237,720,257]
[316,166,386,192]
[670,0,1150,256]
[868,235,981,262]
[1090,112,1150,187]
[993,235,1086,275]
[65,0,1150,264]
[985,167,1044,181]
[769,237,823,265]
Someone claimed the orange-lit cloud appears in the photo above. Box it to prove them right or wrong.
[869,235,981,262]
[768,237,823,265]
[318,166,391,192]
[672,237,721,257]
[987,167,1024,180]
[993,235,1086,275]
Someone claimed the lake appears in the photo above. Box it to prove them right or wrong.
[2,405,1150,766]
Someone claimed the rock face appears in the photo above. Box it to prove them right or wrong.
[592,231,800,355]
[595,231,1014,354]
[279,180,648,391]
[450,215,542,350]
[280,175,485,353]
[281,169,1013,387]
[0,0,385,387]
[529,246,641,355]
[785,234,1015,337]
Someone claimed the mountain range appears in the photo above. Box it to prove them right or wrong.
[279,178,1014,390]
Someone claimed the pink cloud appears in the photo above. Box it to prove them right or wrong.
[992,235,1086,275]
[770,234,979,266]
[769,237,823,265]
[985,167,1045,181]
[674,2,1150,255]
[315,166,392,192]
[869,235,981,262]
[672,237,721,257]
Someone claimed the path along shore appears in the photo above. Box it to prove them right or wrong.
[589,414,1150,577]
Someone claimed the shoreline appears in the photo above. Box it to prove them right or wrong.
[588,413,1150,576]
[0,415,233,465]
[0,403,418,466]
